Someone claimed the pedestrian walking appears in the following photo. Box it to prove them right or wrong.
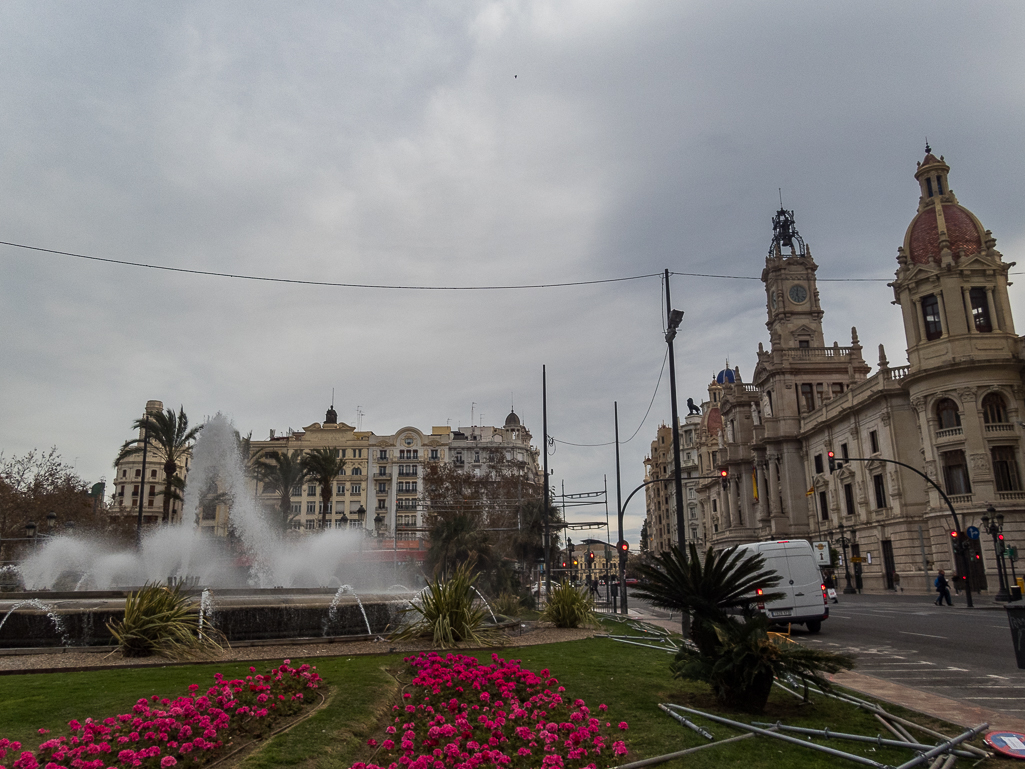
[934,569,953,606]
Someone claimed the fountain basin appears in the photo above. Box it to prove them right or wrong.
[0,589,412,649]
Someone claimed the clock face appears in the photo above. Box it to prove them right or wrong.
[788,284,808,304]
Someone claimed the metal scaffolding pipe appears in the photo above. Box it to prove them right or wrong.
[749,721,977,759]
[892,723,988,769]
[663,704,891,768]
[658,704,713,740]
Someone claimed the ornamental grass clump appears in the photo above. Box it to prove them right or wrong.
[390,562,501,649]
[0,661,323,769]
[354,652,629,769]
[490,592,522,618]
[107,582,226,659]
[538,581,597,629]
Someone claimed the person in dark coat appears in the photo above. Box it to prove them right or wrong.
[934,570,953,606]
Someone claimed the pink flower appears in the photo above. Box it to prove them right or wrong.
[618,722,629,730]
[161,757,178,767]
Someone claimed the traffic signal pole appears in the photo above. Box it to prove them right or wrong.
[615,401,627,614]
[834,455,973,608]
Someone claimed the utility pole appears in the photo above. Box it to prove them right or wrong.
[615,401,627,614]
[542,366,552,599]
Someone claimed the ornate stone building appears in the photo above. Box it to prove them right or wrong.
[113,402,543,549]
[652,149,1023,595]
[642,414,701,554]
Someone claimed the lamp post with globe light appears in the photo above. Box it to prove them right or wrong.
[981,504,1011,602]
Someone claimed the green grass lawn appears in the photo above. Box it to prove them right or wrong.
[0,621,1013,768]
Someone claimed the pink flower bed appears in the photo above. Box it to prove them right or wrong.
[354,652,628,769]
[0,660,322,769]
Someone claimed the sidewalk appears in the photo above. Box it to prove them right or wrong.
[623,605,1025,734]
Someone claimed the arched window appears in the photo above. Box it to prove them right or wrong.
[936,399,961,430]
[982,393,1008,424]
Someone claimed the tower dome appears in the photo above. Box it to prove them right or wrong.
[715,367,737,385]
[504,410,521,428]
[903,148,987,265]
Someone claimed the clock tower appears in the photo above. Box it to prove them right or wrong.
[762,208,826,349]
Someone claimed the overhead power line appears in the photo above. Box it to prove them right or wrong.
[2,238,958,289]
[552,347,669,449]
[0,240,659,290]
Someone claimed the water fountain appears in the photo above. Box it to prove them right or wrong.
[0,414,418,648]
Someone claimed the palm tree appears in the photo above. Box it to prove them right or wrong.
[634,543,785,657]
[301,448,347,529]
[252,451,308,531]
[634,545,851,712]
[116,406,202,524]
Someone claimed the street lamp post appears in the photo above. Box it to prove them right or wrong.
[664,270,689,636]
[981,505,1011,602]
[834,523,856,594]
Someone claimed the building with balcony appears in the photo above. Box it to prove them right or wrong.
[678,149,1023,595]
[109,400,190,527]
[643,415,701,555]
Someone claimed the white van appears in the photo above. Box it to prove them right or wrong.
[734,540,829,633]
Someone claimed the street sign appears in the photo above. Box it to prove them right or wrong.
[966,526,980,540]
[985,731,1025,759]
[850,556,864,563]
[812,541,831,566]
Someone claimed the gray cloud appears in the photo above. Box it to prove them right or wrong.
[2,1,1023,543]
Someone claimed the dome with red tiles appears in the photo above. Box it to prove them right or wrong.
[903,149,986,265]
[704,406,722,436]
[905,204,984,265]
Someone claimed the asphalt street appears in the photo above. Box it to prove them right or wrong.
[628,590,1025,719]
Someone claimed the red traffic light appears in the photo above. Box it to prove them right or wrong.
[719,469,728,478]
[950,530,958,538]
[617,540,629,552]
[827,451,835,459]
[998,534,1004,541]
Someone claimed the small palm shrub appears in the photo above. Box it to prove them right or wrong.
[491,592,522,618]
[672,616,854,712]
[391,562,501,648]
[636,544,853,712]
[106,582,225,659]
[539,581,597,629]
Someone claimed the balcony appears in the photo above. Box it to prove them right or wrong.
[884,365,910,381]
[998,491,1025,501]
[934,426,963,443]
[946,494,973,505]
[985,423,1015,434]
[780,346,854,360]
[397,470,417,477]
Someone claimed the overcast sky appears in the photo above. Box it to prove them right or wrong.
[2,1,1023,546]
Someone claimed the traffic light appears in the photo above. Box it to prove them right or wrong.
[572,558,578,567]
[588,551,595,566]
[561,560,567,568]
[828,451,836,472]
[617,540,629,553]
[720,469,728,489]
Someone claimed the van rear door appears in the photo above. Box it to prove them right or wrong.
[781,542,825,619]
[756,543,798,620]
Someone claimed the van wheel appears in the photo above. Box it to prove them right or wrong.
[805,620,821,634]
